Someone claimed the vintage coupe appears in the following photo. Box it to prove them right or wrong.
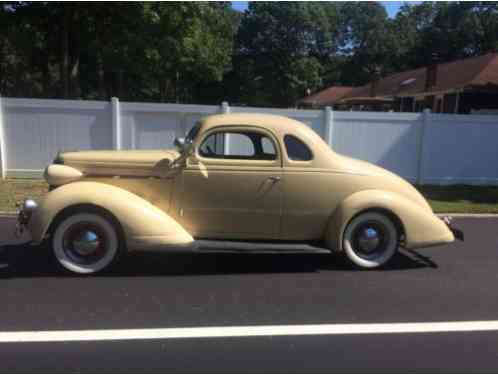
[17,113,462,274]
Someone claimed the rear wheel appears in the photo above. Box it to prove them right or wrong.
[343,212,399,269]
[52,212,122,274]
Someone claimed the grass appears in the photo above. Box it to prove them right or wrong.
[1,179,498,214]
[417,185,498,214]
[0,179,48,212]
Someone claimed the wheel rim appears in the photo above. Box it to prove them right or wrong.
[352,221,390,260]
[62,222,108,265]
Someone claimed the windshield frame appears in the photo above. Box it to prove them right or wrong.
[185,122,201,145]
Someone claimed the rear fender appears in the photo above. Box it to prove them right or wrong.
[29,181,193,250]
[325,189,453,251]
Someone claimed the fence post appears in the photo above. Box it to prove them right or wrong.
[0,95,6,179]
[221,101,230,114]
[221,101,231,154]
[111,97,122,150]
[324,106,334,149]
[416,109,430,185]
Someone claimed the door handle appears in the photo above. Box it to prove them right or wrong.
[268,176,281,182]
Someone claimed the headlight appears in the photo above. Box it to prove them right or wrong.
[22,199,38,213]
[17,198,38,230]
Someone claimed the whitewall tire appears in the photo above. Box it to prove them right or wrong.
[52,212,121,274]
[343,212,399,269]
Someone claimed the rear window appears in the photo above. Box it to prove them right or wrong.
[284,135,313,161]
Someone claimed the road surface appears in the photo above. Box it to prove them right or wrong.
[1,216,497,372]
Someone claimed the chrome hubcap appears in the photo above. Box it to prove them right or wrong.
[72,230,100,256]
[357,227,380,254]
[62,222,107,265]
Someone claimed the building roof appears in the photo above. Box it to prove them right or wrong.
[299,52,498,106]
[298,86,353,107]
[344,52,498,100]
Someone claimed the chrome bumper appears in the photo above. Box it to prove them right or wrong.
[442,216,464,241]
[15,198,38,238]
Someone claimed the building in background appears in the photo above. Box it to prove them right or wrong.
[298,86,353,109]
[298,53,498,114]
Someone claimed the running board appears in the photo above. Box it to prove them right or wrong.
[194,240,331,254]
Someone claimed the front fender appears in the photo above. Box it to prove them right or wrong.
[325,189,454,251]
[29,181,193,250]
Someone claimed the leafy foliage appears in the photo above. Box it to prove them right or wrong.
[0,2,497,106]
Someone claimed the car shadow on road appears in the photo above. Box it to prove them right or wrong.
[1,243,437,278]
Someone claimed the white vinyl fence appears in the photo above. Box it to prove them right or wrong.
[0,96,497,185]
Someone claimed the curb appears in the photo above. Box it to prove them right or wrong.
[437,213,498,218]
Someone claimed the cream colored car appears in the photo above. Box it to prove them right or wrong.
[17,113,462,274]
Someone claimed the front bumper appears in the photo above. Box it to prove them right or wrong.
[15,198,38,238]
[1,199,39,269]
[441,216,464,241]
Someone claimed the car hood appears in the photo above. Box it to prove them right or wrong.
[57,149,181,177]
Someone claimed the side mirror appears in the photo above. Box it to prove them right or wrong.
[174,137,186,152]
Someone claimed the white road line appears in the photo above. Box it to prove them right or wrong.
[2,321,498,343]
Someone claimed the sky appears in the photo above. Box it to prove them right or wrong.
[231,1,421,18]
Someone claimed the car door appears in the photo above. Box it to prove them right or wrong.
[280,134,332,241]
[179,126,282,240]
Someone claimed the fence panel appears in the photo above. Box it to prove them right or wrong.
[2,98,112,178]
[332,111,423,182]
[422,114,498,185]
[1,97,498,185]
[120,102,219,150]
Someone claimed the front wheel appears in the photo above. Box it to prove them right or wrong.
[52,212,122,274]
[342,212,399,269]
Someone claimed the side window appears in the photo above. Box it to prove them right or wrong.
[284,135,313,161]
[199,133,220,156]
[199,131,277,160]
[262,137,275,154]
[226,133,255,157]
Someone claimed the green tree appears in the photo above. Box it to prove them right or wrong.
[235,2,340,107]
[394,2,498,68]
[141,2,235,102]
[338,2,399,85]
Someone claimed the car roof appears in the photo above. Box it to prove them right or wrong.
[197,112,338,168]
[200,113,314,137]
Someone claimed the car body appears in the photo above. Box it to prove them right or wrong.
[18,113,462,274]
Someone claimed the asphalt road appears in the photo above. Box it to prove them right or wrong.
[1,216,498,372]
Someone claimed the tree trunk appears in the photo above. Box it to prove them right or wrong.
[95,22,106,100]
[0,40,4,94]
[117,69,124,99]
[60,5,70,98]
[96,53,105,99]
[41,56,50,98]
[68,6,81,99]
[70,58,80,98]
[175,70,180,103]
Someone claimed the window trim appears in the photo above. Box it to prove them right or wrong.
[283,134,314,163]
[194,125,281,167]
